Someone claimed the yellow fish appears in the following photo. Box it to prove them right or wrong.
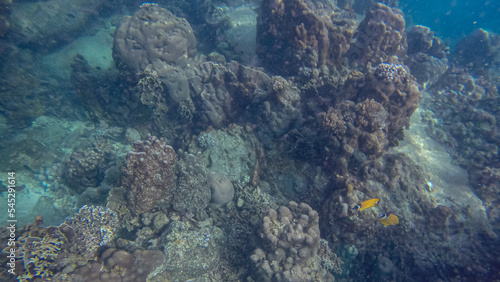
[353,198,380,211]
[378,214,399,226]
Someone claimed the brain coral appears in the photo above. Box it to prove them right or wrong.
[113,3,196,72]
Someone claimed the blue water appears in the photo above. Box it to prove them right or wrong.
[402,0,500,45]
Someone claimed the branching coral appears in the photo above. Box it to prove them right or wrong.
[63,205,119,261]
[17,236,63,281]
[321,107,347,136]
[4,205,117,281]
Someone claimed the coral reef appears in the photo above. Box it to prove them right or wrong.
[63,205,118,261]
[452,28,500,76]
[362,63,420,142]
[405,25,449,87]
[54,248,165,281]
[113,3,196,73]
[318,239,343,275]
[317,90,414,178]
[406,25,449,59]
[190,62,235,127]
[257,0,356,75]
[112,3,197,121]
[195,126,259,184]
[190,61,275,128]
[2,205,118,281]
[197,132,215,149]
[347,3,406,67]
[3,2,500,282]
[135,66,169,117]
[17,236,63,280]
[422,55,500,227]
[122,134,178,214]
[258,76,302,139]
[250,201,333,281]
[64,139,114,191]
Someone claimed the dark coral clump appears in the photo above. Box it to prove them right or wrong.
[347,3,407,67]
[365,63,420,140]
[122,134,178,214]
[405,25,449,87]
[70,54,148,125]
[65,139,114,191]
[256,0,355,75]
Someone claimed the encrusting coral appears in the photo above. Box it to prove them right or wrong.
[172,150,211,219]
[122,134,178,214]
[62,248,165,281]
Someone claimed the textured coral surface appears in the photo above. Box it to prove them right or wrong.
[1,1,500,281]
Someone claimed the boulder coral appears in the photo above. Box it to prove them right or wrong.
[250,201,333,281]
[113,3,196,73]
[207,173,235,205]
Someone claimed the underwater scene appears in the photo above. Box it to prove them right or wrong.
[0,0,499,281]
